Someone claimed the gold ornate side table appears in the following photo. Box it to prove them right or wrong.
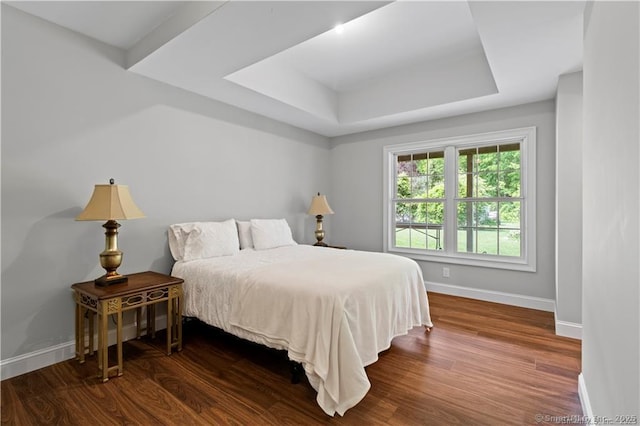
[72,271,184,382]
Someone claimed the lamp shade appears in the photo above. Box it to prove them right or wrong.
[76,182,145,221]
[307,193,334,216]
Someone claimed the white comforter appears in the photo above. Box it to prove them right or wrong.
[172,245,432,416]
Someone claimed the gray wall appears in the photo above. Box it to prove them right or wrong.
[555,71,583,326]
[582,1,639,417]
[329,100,557,300]
[1,5,330,360]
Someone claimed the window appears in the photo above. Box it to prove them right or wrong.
[383,127,536,271]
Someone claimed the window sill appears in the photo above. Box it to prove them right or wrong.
[386,247,536,272]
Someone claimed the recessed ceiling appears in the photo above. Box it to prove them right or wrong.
[225,1,498,126]
[6,1,585,137]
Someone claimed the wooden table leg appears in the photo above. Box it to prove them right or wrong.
[176,292,182,352]
[116,309,123,377]
[88,311,94,356]
[75,299,85,363]
[99,303,109,382]
[136,307,142,339]
[147,305,156,338]
[166,294,173,355]
[171,298,177,345]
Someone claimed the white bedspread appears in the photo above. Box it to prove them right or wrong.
[172,245,432,416]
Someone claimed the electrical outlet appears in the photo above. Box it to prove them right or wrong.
[442,267,450,278]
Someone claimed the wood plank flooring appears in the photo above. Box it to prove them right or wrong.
[1,292,582,425]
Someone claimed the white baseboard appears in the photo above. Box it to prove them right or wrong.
[555,319,583,340]
[425,281,556,312]
[0,341,78,382]
[578,373,594,422]
[1,315,167,381]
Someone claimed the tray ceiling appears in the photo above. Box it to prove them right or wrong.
[7,1,585,137]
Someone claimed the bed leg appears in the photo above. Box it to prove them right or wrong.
[290,361,303,384]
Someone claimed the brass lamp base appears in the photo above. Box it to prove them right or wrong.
[95,220,127,286]
[314,214,328,246]
[95,274,128,287]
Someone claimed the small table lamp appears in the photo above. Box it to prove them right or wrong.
[76,179,145,286]
[307,192,334,246]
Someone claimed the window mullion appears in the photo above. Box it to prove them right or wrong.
[444,146,457,254]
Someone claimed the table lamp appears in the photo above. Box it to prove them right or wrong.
[76,178,145,286]
[307,192,334,246]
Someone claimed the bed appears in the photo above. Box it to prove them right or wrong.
[168,218,432,416]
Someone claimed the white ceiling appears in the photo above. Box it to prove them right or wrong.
[7,1,585,137]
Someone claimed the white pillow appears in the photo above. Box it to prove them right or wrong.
[168,219,239,261]
[182,219,240,261]
[168,222,200,261]
[250,219,297,250]
[236,220,254,250]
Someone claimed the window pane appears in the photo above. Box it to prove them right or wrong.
[477,229,498,255]
[455,200,522,257]
[394,200,443,251]
[500,146,521,170]
[500,229,521,257]
[458,228,499,254]
[413,202,427,224]
[396,202,425,225]
[477,146,498,172]
[397,156,412,176]
[395,227,410,248]
[457,173,471,198]
[478,172,499,197]
[472,173,480,198]
[427,201,444,225]
[412,227,427,249]
[415,157,428,176]
[457,201,473,227]
[395,202,426,249]
[428,173,445,197]
[395,202,412,224]
[499,201,521,228]
[427,225,444,250]
[428,153,445,175]
[499,170,521,197]
[475,202,498,227]
[457,228,475,253]
[426,201,444,250]
[458,150,473,173]
[395,227,427,249]
[397,176,410,198]
[395,225,428,249]
[411,176,427,198]
[396,152,447,200]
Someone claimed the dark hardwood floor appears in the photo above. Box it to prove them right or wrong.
[1,292,582,425]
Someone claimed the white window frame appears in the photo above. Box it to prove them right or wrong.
[383,127,536,272]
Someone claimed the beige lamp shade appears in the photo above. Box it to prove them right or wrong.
[76,182,145,221]
[307,193,334,216]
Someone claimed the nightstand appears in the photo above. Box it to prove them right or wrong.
[72,271,184,382]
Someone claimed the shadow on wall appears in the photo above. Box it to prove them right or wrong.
[149,235,174,274]
[2,209,177,359]
[1,207,97,358]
